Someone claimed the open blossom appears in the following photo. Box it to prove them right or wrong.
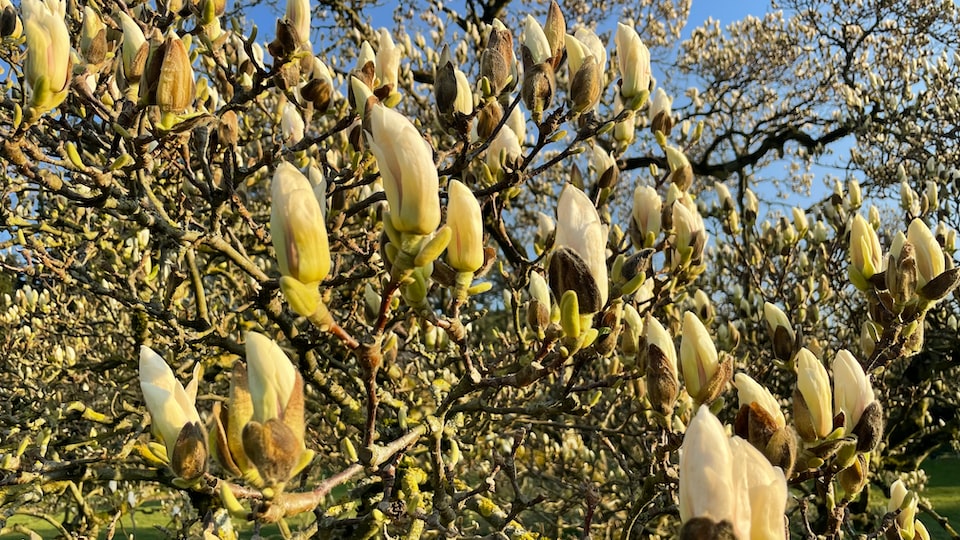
[366,103,440,235]
[680,407,787,540]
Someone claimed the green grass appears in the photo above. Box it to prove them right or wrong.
[921,457,960,540]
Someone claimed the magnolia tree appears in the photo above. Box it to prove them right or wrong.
[0,0,959,537]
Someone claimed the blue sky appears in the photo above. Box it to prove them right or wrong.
[688,0,771,31]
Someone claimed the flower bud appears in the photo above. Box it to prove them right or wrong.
[589,145,618,191]
[613,95,636,146]
[565,34,601,113]
[139,346,207,482]
[649,88,673,135]
[542,0,565,66]
[671,201,706,268]
[852,400,883,453]
[271,162,331,286]
[729,437,788,539]
[211,362,255,478]
[665,145,693,191]
[733,373,796,474]
[693,289,714,324]
[620,303,642,357]
[520,15,556,122]
[569,55,601,114]
[522,15,552,66]
[528,271,551,309]
[735,373,785,430]
[548,185,608,314]
[831,349,875,434]
[119,13,147,83]
[630,185,661,248]
[301,59,334,112]
[794,348,833,440]
[141,32,196,113]
[242,332,312,491]
[22,0,71,114]
[480,19,515,96]
[680,312,729,405]
[486,125,522,178]
[574,27,606,75]
[436,46,473,117]
[446,181,484,273]
[643,315,679,415]
[743,188,759,223]
[838,452,869,499]
[475,101,504,142]
[615,23,651,104]
[907,218,945,291]
[366,103,441,235]
[848,179,862,209]
[679,407,736,531]
[849,214,883,291]
[375,28,401,94]
[0,0,23,39]
[888,480,919,540]
[80,7,107,65]
[763,302,796,362]
[284,0,310,47]
[281,102,305,145]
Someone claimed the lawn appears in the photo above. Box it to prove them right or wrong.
[921,457,960,540]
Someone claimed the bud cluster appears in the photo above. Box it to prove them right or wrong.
[848,215,959,360]
[139,333,314,507]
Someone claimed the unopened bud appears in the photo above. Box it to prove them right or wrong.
[142,33,196,113]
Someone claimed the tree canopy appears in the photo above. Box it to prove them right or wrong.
[0,0,958,538]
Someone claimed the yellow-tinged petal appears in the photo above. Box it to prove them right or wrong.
[446,180,484,273]
[271,162,331,284]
